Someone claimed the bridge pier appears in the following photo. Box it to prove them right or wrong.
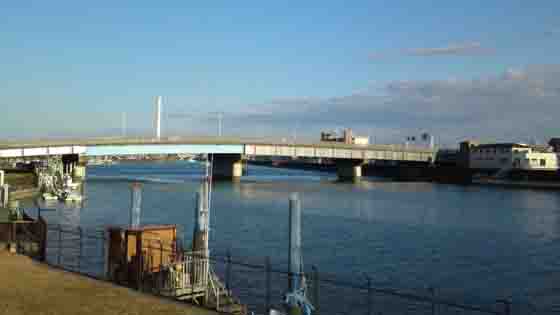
[212,154,243,181]
[335,159,364,181]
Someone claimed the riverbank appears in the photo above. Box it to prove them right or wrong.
[249,160,560,189]
[0,251,218,315]
[2,170,40,201]
[472,178,560,190]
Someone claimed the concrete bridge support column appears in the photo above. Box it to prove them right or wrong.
[212,154,243,180]
[335,159,364,181]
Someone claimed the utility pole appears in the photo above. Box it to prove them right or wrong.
[155,96,162,139]
[121,112,127,138]
[217,112,223,137]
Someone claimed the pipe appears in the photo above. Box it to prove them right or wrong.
[155,96,162,139]
[130,183,142,228]
[288,193,302,291]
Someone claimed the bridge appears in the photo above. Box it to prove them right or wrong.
[0,137,435,180]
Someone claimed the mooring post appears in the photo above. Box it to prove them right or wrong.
[288,193,301,292]
[312,265,320,315]
[265,256,271,313]
[130,183,142,228]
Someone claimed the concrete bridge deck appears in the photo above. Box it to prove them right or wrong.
[0,137,435,180]
[0,136,435,161]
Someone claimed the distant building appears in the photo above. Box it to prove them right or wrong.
[352,136,370,145]
[320,128,369,145]
[549,138,560,152]
[468,142,558,171]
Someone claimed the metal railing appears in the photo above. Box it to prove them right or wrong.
[147,249,209,296]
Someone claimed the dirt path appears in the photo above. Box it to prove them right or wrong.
[0,251,218,315]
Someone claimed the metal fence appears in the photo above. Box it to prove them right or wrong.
[33,225,550,315]
[44,223,106,278]
[205,251,522,315]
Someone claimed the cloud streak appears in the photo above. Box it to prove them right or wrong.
[405,42,491,56]
[369,42,493,59]
[233,65,560,145]
[544,29,560,36]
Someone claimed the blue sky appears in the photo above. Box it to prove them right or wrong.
[1,1,559,144]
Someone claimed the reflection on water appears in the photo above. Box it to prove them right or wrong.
[21,161,560,311]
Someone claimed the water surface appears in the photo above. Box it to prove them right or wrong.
[26,161,560,313]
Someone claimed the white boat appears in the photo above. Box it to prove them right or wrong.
[88,159,114,166]
[42,193,58,201]
[61,191,83,202]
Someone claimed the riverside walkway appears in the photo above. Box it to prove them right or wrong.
[0,251,218,315]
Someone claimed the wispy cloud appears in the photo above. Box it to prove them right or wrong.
[233,65,560,145]
[544,29,560,36]
[369,42,493,59]
[405,42,491,56]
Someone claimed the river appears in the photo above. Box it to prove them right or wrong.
[24,161,560,314]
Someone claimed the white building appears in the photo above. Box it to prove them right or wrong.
[352,136,370,145]
[469,143,559,171]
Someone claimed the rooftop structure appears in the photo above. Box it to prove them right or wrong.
[320,128,369,145]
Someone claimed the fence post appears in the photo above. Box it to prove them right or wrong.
[39,216,47,262]
[429,287,436,315]
[101,230,107,279]
[265,256,271,313]
[226,249,232,292]
[78,227,83,271]
[366,275,372,315]
[312,265,319,315]
[57,224,62,266]
[159,240,163,267]
[497,299,511,315]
